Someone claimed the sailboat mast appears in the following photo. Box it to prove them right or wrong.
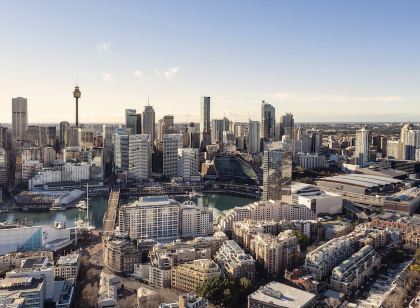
[86,182,89,223]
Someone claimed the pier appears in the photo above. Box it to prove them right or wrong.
[102,188,120,239]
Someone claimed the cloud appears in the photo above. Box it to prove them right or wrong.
[97,42,112,57]
[133,70,146,80]
[164,67,179,80]
[270,92,403,104]
[154,67,179,80]
[103,72,114,84]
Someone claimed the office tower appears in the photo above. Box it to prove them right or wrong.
[177,148,199,181]
[280,113,294,139]
[12,97,28,183]
[25,125,48,148]
[211,119,224,144]
[355,126,370,167]
[163,134,183,178]
[59,121,70,149]
[159,115,175,140]
[73,85,81,126]
[66,127,82,148]
[310,131,322,154]
[261,100,275,141]
[233,122,246,138]
[42,147,56,167]
[0,148,8,187]
[247,120,260,154]
[128,134,152,181]
[401,123,419,160]
[262,142,292,202]
[47,126,57,147]
[124,109,136,135]
[143,104,156,145]
[80,128,95,149]
[136,114,142,134]
[200,96,211,148]
[113,129,129,172]
[300,131,312,154]
[103,124,118,165]
[222,131,235,145]
[0,126,7,149]
[119,196,180,240]
[12,98,28,151]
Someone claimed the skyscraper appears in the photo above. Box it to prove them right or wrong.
[200,96,211,148]
[261,100,275,141]
[12,97,28,183]
[125,109,137,135]
[400,122,419,160]
[143,104,156,146]
[262,142,292,202]
[247,120,261,154]
[211,119,225,144]
[280,113,294,139]
[128,134,152,181]
[163,134,183,178]
[355,126,370,167]
[59,121,70,149]
[159,115,175,140]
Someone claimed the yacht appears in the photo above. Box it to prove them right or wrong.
[74,183,95,231]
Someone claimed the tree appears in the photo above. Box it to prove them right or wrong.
[292,230,310,251]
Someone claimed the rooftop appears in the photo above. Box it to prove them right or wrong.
[248,282,315,308]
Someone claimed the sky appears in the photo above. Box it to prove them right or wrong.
[1,0,419,124]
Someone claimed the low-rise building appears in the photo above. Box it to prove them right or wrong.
[171,259,221,293]
[98,270,120,308]
[329,245,381,295]
[0,277,45,308]
[54,253,80,280]
[248,281,316,308]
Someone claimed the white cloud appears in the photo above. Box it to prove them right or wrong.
[154,67,179,80]
[164,67,179,80]
[103,72,114,84]
[133,70,146,80]
[97,42,112,57]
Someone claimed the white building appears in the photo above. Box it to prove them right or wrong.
[177,148,199,181]
[0,276,45,308]
[42,147,57,167]
[128,134,152,181]
[163,134,183,178]
[22,160,43,182]
[298,153,328,169]
[119,196,179,240]
[355,126,370,167]
[179,204,213,238]
[54,253,80,280]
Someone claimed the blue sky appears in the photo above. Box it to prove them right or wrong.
[1,0,419,123]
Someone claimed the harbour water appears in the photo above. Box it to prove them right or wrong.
[0,194,254,228]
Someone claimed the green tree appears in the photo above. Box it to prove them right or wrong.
[292,230,310,251]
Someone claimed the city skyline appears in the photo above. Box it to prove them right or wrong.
[1,0,420,124]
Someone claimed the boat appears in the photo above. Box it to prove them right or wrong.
[76,200,87,210]
[189,189,203,199]
[74,183,95,231]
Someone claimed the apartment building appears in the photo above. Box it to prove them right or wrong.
[249,230,300,278]
[54,253,80,280]
[329,245,381,295]
[179,204,213,238]
[214,240,255,280]
[171,259,221,293]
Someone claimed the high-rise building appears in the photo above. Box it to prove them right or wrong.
[177,148,199,181]
[179,204,213,238]
[66,126,82,148]
[159,115,175,140]
[103,124,119,165]
[136,114,142,134]
[59,121,70,149]
[261,100,275,141]
[163,134,183,178]
[12,97,28,183]
[280,113,294,139]
[128,134,152,181]
[0,148,8,187]
[200,96,211,148]
[113,128,129,172]
[355,126,370,167]
[211,119,225,144]
[400,123,420,160]
[42,147,56,167]
[125,109,137,135]
[247,120,260,154]
[262,142,292,202]
[142,104,156,145]
[310,131,322,154]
